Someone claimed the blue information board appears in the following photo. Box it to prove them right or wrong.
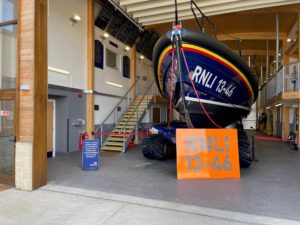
[82,139,100,170]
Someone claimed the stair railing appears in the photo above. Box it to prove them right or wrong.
[98,78,140,145]
[122,79,156,151]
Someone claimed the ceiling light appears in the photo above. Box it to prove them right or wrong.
[70,14,81,25]
[275,103,282,107]
[106,81,123,88]
[73,15,81,21]
[140,55,144,60]
[48,66,71,75]
[125,46,130,51]
[103,33,109,38]
[266,106,271,109]
[287,38,291,42]
[278,53,282,56]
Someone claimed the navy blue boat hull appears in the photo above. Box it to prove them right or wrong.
[153,28,258,128]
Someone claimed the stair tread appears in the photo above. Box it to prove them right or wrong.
[104,142,124,146]
[101,147,123,152]
[106,138,127,142]
[110,133,131,136]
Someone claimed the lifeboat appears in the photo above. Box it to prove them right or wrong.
[153,28,258,128]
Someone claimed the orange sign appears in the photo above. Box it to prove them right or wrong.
[176,129,240,179]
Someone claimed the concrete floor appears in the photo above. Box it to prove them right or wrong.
[1,187,299,225]
[43,132,300,222]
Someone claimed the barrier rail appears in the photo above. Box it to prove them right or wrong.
[261,61,300,105]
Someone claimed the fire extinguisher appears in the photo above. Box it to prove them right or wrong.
[79,132,89,151]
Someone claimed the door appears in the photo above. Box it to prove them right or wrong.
[47,101,54,157]
[0,93,15,185]
[153,107,161,124]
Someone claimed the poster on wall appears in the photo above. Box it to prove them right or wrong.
[95,40,104,69]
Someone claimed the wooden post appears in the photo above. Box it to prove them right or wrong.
[86,0,94,138]
[272,107,277,136]
[298,13,300,60]
[16,0,48,190]
[130,44,136,99]
[281,105,290,139]
[282,36,288,65]
[298,101,300,148]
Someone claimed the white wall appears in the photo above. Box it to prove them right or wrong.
[48,0,157,125]
[243,103,257,130]
[136,57,154,95]
[94,28,131,96]
[93,24,158,125]
[48,0,87,89]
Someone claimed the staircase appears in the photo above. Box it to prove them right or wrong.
[100,95,153,152]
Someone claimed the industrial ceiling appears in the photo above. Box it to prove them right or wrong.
[115,0,300,26]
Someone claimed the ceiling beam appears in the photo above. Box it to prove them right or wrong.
[141,0,300,25]
[128,0,239,18]
[217,32,287,41]
[233,49,276,56]
[118,0,150,6]
[122,0,239,11]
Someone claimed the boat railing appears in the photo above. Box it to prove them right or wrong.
[260,61,300,105]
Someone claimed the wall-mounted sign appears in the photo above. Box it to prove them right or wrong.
[176,129,240,179]
[0,110,10,117]
[82,139,100,170]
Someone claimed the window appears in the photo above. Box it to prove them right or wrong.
[0,0,18,89]
[106,48,120,71]
[122,55,130,78]
[0,0,18,23]
[95,40,104,69]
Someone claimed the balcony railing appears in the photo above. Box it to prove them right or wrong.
[260,61,300,105]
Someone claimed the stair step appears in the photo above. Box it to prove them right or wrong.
[101,146,123,152]
[121,118,137,121]
[110,133,131,137]
[112,129,133,133]
[123,114,142,118]
[115,125,136,129]
[118,122,136,125]
[104,142,124,147]
[106,137,127,142]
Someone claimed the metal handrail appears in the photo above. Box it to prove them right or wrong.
[98,78,139,145]
[260,61,300,106]
[99,78,139,128]
[122,79,156,151]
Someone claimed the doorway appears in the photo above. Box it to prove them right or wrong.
[47,100,56,158]
[153,107,161,123]
[0,91,16,185]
